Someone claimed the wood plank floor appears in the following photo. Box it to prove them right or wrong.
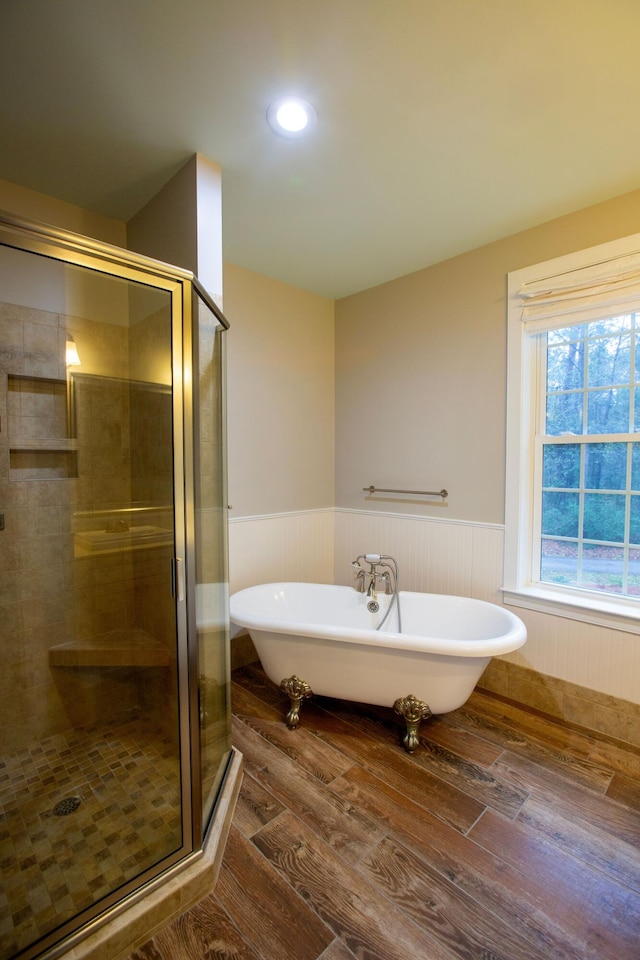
[128,663,640,960]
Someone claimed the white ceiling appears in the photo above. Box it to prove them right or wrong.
[1,0,639,299]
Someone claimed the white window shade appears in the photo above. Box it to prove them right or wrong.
[518,249,640,332]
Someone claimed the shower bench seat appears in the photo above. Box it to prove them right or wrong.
[48,629,170,667]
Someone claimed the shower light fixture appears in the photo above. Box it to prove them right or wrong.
[267,96,316,137]
[65,335,81,366]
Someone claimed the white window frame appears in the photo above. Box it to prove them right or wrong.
[503,232,640,634]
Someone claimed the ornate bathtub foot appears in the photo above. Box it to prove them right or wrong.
[280,676,313,729]
[393,694,432,753]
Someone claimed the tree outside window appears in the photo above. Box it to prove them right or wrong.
[540,315,640,597]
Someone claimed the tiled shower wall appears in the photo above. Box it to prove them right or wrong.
[228,506,640,747]
[0,302,176,753]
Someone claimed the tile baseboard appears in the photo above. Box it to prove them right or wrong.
[478,658,640,750]
[231,631,258,671]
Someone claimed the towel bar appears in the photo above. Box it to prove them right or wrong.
[363,485,448,499]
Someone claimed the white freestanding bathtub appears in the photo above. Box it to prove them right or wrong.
[229,582,526,751]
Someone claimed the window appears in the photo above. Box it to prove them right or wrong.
[504,233,640,632]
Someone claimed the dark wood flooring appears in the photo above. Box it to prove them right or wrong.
[129,662,640,960]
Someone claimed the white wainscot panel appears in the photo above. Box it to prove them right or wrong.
[229,509,334,594]
[502,604,640,704]
[470,525,505,604]
[231,507,639,704]
[335,509,486,598]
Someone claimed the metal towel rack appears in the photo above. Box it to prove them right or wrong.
[363,485,448,499]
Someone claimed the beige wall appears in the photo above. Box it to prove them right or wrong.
[330,188,640,710]
[0,177,126,246]
[4,176,640,710]
[335,188,640,524]
[126,153,223,304]
[224,261,334,517]
[0,179,336,519]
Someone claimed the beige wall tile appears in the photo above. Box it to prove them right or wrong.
[478,657,640,748]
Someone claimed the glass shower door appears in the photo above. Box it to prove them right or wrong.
[0,240,188,959]
[192,284,232,833]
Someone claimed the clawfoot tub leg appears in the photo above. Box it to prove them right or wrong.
[393,694,432,753]
[280,676,313,729]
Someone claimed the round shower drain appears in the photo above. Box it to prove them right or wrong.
[52,796,82,817]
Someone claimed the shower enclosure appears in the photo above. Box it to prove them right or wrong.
[0,213,232,960]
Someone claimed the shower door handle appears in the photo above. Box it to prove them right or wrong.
[171,557,185,602]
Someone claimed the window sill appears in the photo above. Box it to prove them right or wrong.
[502,585,640,635]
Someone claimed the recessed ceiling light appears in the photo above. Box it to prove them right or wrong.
[266,97,316,138]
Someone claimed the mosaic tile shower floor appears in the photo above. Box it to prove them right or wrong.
[0,716,181,960]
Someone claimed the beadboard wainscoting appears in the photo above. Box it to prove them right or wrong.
[228,508,640,746]
[333,508,505,602]
[228,509,335,593]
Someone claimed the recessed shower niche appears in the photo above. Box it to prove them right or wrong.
[8,372,78,479]
[0,214,237,960]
